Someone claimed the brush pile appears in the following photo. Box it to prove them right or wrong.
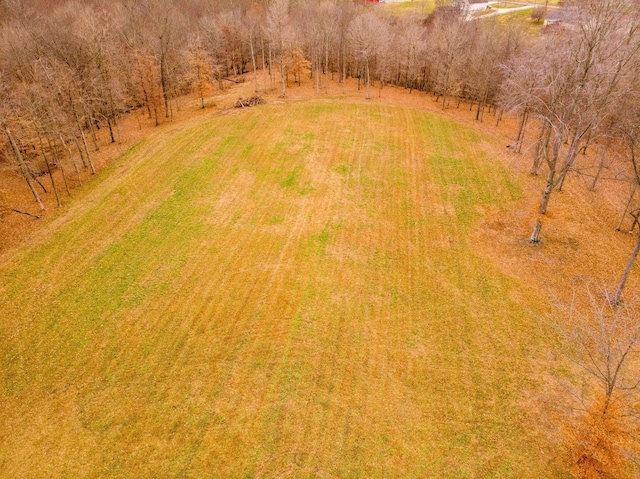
[234,96,266,108]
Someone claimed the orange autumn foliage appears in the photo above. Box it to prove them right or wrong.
[563,394,635,479]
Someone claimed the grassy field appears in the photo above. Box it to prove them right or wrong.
[482,7,545,35]
[381,0,435,16]
[0,99,562,477]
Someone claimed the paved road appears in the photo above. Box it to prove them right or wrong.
[473,5,534,19]
[467,2,558,20]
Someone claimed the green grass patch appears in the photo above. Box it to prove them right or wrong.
[491,7,544,34]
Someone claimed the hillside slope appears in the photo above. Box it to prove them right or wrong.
[0,97,622,477]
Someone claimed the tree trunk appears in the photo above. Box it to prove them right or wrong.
[63,135,83,186]
[441,79,447,111]
[515,110,529,154]
[111,104,121,142]
[153,102,159,127]
[555,123,591,191]
[341,42,346,94]
[556,132,585,191]
[249,35,258,94]
[613,229,640,305]
[142,86,152,118]
[195,64,204,109]
[86,111,99,151]
[531,123,550,175]
[12,209,41,219]
[5,128,44,211]
[49,137,70,197]
[324,38,329,94]
[530,219,542,244]
[199,75,205,109]
[312,50,318,92]
[59,163,71,197]
[79,127,95,174]
[581,130,592,155]
[33,174,47,193]
[475,98,483,121]
[280,52,286,98]
[269,45,274,88]
[37,132,61,207]
[617,186,636,231]
[160,51,170,118]
[261,37,267,90]
[441,56,452,111]
[71,102,95,171]
[590,140,611,191]
[536,130,562,218]
[316,51,320,91]
[107,119,115,144]
[365,60,370,100]
[539,167,556,215]
[73,135,87,169]
[50,136,72,197]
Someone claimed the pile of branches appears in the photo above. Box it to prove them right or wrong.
[234,96,266,108]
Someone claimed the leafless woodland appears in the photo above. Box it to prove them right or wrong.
[3,0,637,272]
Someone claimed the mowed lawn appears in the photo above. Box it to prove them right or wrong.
[1,100,553,477]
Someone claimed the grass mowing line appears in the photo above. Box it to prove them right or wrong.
[1,100,553,477]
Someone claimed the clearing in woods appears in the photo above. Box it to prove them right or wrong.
[1,99,558,477]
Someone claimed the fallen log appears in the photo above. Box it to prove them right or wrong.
[12,209,41,219]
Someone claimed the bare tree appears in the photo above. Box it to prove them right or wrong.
[348,11,389,100]
[613,98,640,304]
[139,51,161,123]
[467,21,524,122]
[501,0,640,244]
[18,68,65,207]
[395,14,427,94]
[554,282,640,478]
[428,8,471,110]
[143,1,187,120]
[244,4,265,93]
[335,0,357,90]
[317,2,339,94]
[3,127,45,212]
[266,0,291,98]
[296,2,323,93]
